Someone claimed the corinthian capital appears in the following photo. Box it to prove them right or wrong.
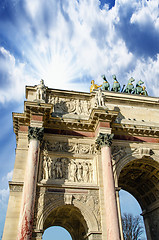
[28,127,44,141]
[96,133,114,149]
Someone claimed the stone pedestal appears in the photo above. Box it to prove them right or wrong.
[96,133,120,240]
[17,127,43,240]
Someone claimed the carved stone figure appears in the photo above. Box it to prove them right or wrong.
[112,146,126,163]
[77,163,83,181]
[55,159,63,179]
[68,162,77,182]
[102,75,110,91]
[43,155,49,180]
[95,88,105,107]
[90,144,95,154]
[48,157,52,179]
[36,79,46,102]
[83,163,89,182]
[89,163,93,183]
[111,75,120,92]
[124,77,135,94]
[75,99,82,114]
[90,80,102,93]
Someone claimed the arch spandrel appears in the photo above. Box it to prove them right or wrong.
[34,190,101,239]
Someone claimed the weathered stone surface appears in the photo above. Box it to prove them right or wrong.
[3,83,159,240]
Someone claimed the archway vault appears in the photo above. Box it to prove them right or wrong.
[43,205,87,240]
[117,155,159,240]
[35,193,100,240]
[118,157,159,210]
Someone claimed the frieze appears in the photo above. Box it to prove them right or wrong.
[43,140,96,155]
[10,185,23,192]
[48,95,92,116]
[40,153,94,183]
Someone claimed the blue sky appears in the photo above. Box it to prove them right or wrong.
[0,0,159,238]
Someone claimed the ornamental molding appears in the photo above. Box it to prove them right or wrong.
[9,184,23,192]
[112,146,154,166]
[34,189,101,231]
[42,140,96,155]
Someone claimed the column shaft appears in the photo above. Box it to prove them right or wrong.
[101,146,120,240]
[17,139,40,240]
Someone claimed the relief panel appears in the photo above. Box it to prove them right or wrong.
[39,153,95,184]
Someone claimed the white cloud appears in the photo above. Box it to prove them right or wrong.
[2,170,13,182]
[0,187,9,203]
[0,47,36,103]
[0,0,159,104]
[130,0,159,28]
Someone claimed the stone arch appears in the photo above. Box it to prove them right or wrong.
[116,150,159,240]
[36,195,99,237]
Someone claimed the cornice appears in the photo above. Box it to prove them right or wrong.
[13,86,159,139]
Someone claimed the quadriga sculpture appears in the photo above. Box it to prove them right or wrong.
[124,77,135,94]
[102,75,110,91]
[90,80,102,93]
[133,80,144,95]
[111,75,120,92]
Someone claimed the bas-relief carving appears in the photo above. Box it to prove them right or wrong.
[40,153,94,184]
[43,140,96,155]
[34,189,101,232]
[73,192,101,231]
[48,93,108,117]
[48,96,92,116]
[111,146,127,164]
[111,145,154,165]
[10,185,23,192]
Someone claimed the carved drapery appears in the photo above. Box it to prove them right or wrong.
[40,154,94,184]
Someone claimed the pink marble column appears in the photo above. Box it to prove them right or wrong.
[17,127,44,240]
[96,133,120,240]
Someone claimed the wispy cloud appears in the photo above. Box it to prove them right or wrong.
[0,0,159,104]
[0,170,13,236]
[2,170,13,182]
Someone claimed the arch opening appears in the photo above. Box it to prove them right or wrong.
[118,157,159,240]
[119,190,146,239]
[43,205,88,240]
[43,226,72,240]
[118,157,159,210]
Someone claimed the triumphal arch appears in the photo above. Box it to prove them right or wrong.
[3,80,159,240]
